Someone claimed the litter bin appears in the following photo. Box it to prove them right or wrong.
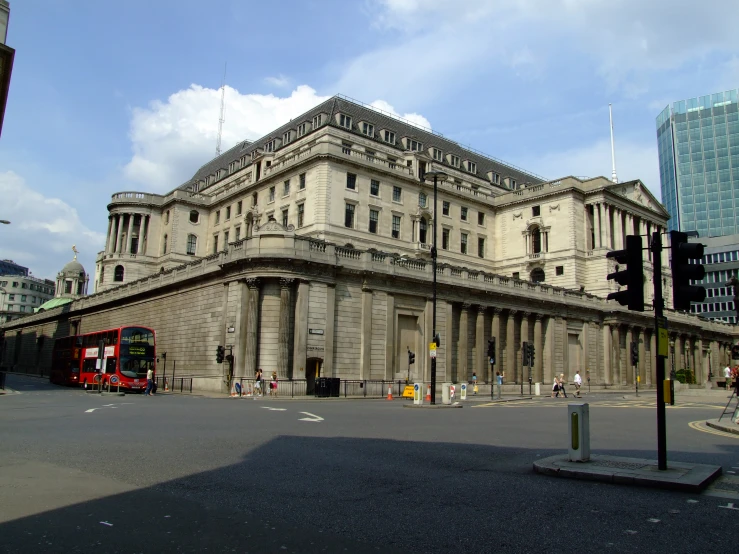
[315,377,328,398]
[330,377,340,398]
[441,382,452,405]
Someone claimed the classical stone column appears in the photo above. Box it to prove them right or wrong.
[594,204,602,248]
[292,280,309,379]
[325,284,336,377]
[384,294,395,380]
[520,312,530,383]
[491,308,502,383]
[505,309,517,384]
[612,325,623,385]
[458,303,470,383]
[604,204,612,249]
[603,323,611,385]
[105,217,114,253]
[613,209,622,250]
[674,335,682,376]
[476,305,485,382]
[114,214,124,254]
[534,314,543,383]
[360,284,374,381]
[126,213,135,254]
[277,278,293,380]
[625,326,634,384]
[444,301,454,382]
[244,278,260,380]
[581,320,589,380]
[695,337,704,383]
[545,316,554,384]
[141,215,150,255]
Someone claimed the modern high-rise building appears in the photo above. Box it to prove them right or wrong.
[656,89,739,236]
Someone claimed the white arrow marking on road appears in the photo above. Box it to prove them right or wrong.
[687,500,699,504]
[719,503,739,510]
[85,408,99,413]
[299,412,324,422]
[260,407,287,411]
[647,518,660,523]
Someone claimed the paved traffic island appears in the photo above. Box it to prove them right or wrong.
[706,418,739,436]
[533,454,722,493]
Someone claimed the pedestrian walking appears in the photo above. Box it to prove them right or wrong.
[144,367,154,396]
[472,372,478,395]
[270,371,278,397]
[495,371,503,399]
[255,368,263,397]
[574,370,582,398]
[551,375,559,398]
[558,373,568,398]
[725,364,733,391]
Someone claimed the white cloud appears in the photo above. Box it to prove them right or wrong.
[522,138,662,201]
[0,171,106,281]
[123,85,331,191]
[368,99,432,130]
[264,75,290,88]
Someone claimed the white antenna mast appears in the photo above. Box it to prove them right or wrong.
[609,103,618,183]
[215,62,227,157]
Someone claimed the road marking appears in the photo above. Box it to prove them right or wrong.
[688,420,739,439]
[719,503,739,510]
[475,401,725,410]
[647,518,660,523]
[260,407,287,411]
[299,412,323,422]
[687,500,699,503]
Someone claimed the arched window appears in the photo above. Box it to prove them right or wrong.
[114,265,124,282]
[100,267,105,283]
[419,218,428,244]
[530,268,545,283]
[419,192,427,208]
[186,234,197,255]
[531,226,542,254]
[189,210,199,224]
[252,192,258,207]
[162,234,168,255]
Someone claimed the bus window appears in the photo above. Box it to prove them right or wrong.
[105,358,117,375]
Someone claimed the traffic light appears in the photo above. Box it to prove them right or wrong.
[522,341,530,366]
[216,345,225,364]
[433,333,440,347]
[408,350,415,365]
[670,231,706,312]
[732,344,739,360]
[631,341,638,366]
[487,338,496,365]
[606,235,644,312]
[528,343,535,368]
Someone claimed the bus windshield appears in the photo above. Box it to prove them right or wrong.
[121,327,155,346]
[120,357,155,379]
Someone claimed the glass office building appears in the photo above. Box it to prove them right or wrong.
[656,89,739,236]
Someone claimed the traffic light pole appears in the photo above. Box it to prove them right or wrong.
[652,231,668,471]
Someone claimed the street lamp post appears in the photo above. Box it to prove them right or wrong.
[423,168,448,404]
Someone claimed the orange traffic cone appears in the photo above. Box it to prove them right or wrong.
[164,378,169,392]
[425,384,431,402]
[386,385,393,400]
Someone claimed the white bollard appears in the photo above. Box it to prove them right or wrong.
[534,382,541,396]
[442,383,452,405]
[568,403,590,462]
[460,383,467,401]
[413,383,423,405]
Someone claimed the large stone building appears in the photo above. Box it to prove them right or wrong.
[1,96,735,390]
[0,260,55,324]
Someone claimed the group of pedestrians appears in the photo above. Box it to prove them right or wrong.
[253,369,278,397]
[551,370,582,398]
[723,364,739,395]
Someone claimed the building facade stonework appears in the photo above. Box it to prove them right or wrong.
[1,96,735,388]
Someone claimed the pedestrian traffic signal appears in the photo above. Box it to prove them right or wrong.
[670,231,706,312]
[606,235,644,312]
[631,341,638,366]
[216,345,225,364]
[408,350,415,365]
[522,341,530,366]
[732,344,739,360]
[487,338,496,365]
[528,343,535,368]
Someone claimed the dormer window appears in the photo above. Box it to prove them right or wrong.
[217,169,226,179]
[405,138,422,152]
[432,148,443,161]
[283,130,292,144]
[265,140,276,153]
[312,114,323,129]
[339,114,352,129]
[192,182,199,193]
[466,161,477,174]
[511,179,517,189]
[297,122,309,137]
[229,160,239,173]
[448,154,460,167]
[382,130,396,145]
[361,122,374,137]
[492,173,500,184]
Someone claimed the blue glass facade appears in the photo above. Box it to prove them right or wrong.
[656,89,739,236]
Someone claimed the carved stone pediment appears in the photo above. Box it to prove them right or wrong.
[254,216,295,235]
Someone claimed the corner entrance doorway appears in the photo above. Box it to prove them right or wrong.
[306,357,323,395]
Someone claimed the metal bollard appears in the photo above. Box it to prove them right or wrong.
[568,403,590,462]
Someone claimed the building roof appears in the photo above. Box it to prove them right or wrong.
[173,95,545,194]
[35,297,73,313]
[60,259,86,276]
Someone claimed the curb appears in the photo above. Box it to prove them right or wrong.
[403,403,463,409]
[706,419,739,436]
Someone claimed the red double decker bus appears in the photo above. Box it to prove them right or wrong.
[50,326,156,392]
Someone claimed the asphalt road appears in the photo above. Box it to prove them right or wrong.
[1,374,738,553]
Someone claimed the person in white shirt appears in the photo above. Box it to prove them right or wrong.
[724,365,732,391]
[574,370,582,398]
[145,367,154,396]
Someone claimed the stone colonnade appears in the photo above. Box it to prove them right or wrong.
[105,213,150,257]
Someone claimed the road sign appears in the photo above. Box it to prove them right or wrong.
[110,375,119,385]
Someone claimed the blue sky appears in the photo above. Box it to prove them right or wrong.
[1,0,737,282]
